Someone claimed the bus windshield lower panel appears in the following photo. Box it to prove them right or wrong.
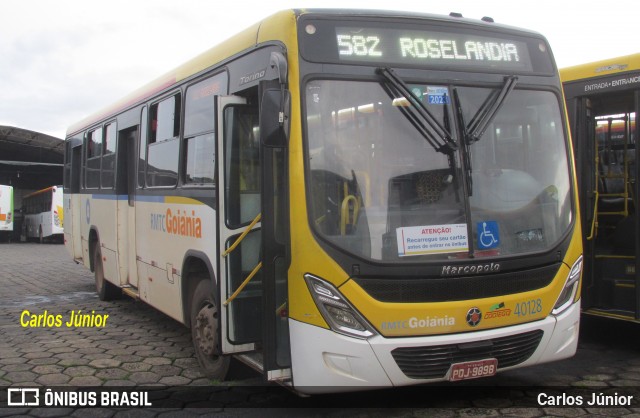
[305,79,572,262]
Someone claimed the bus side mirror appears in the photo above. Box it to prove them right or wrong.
[260,88,290,148]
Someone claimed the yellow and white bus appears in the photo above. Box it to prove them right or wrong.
[0,185,14,239]
[561,54,639,322]
[23,185,64,243]
[64,9,583,393]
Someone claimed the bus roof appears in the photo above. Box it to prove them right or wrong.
[66,10,294,136]
[66,8,546,137]
[298,8,544,34]
[560,53,640,83]
[23,185,62,200]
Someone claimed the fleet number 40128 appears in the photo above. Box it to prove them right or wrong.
[514,298,543,317]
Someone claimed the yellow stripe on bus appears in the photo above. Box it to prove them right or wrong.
[164,196,205,205]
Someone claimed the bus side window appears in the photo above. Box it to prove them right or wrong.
[64,141,71,190]
[102,122,116,189]
[146,94,181,188]
[138,107,148,189]
[86,127,102,189]
[184,74,226,185]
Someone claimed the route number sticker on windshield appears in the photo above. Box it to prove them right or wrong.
[397,223,468,257]
[427,86,450,105]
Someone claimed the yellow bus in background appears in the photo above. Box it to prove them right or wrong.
[64,9,583,393]
[561,54,640,322]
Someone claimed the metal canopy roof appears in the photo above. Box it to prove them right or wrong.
[0,125,64,189]
[0,125,64,163]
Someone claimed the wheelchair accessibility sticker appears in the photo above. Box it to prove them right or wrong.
[478,221,499,250]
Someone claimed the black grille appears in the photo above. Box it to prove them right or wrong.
[352,263,559,303]
[391,329,543,379]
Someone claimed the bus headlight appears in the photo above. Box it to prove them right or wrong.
[304,274,376,339]
[552,255,583,315]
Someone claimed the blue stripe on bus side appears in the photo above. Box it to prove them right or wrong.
[134,195,166,203]
[88,195,207,205]
[91,194,128,200]
[90,194,165,203]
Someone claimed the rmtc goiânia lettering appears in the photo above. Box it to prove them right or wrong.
[150,209,202,238]
[382,315,456,330]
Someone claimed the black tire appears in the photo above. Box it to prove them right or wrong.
[190,278,230,380]
[94,246,120,301]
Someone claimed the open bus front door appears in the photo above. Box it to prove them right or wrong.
[217,94,291,382]
[574,90,640,321]
[217,96,262,355]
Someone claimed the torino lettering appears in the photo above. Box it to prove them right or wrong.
[400,38,519,62]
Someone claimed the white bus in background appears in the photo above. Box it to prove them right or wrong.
[0,185,13,240]
[23,186,64,243]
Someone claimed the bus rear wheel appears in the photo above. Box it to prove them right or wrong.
[94,246,120,301]
[190,278,230,380]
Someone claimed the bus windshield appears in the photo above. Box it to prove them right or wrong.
[305,79,572,262]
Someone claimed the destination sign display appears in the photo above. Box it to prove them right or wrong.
[334,26,532,70]
[299,18,554,74]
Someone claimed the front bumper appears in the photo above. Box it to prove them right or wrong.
[290,300,580,394]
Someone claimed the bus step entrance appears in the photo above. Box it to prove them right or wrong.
[121,286,140,300]
[583,308,638,322]
[595,256,636,313]
[611,280,636,312]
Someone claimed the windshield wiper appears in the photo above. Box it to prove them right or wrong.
[376,67,458,154]
[453,76,518,195]
[453,76,518,192]
[453,88,474,194]
[465,76,518,144]
[453,76,517,258]
[452,87,476,257]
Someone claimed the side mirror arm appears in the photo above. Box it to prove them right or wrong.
[270,52,288,127]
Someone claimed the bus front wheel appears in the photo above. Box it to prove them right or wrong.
[94,246,120,301]
[190,278,230,380]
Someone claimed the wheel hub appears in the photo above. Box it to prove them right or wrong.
[195,304,217,356]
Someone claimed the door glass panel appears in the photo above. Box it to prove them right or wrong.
[224,106,261,227]
[274,256,290,367]
[225,230,262,344]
